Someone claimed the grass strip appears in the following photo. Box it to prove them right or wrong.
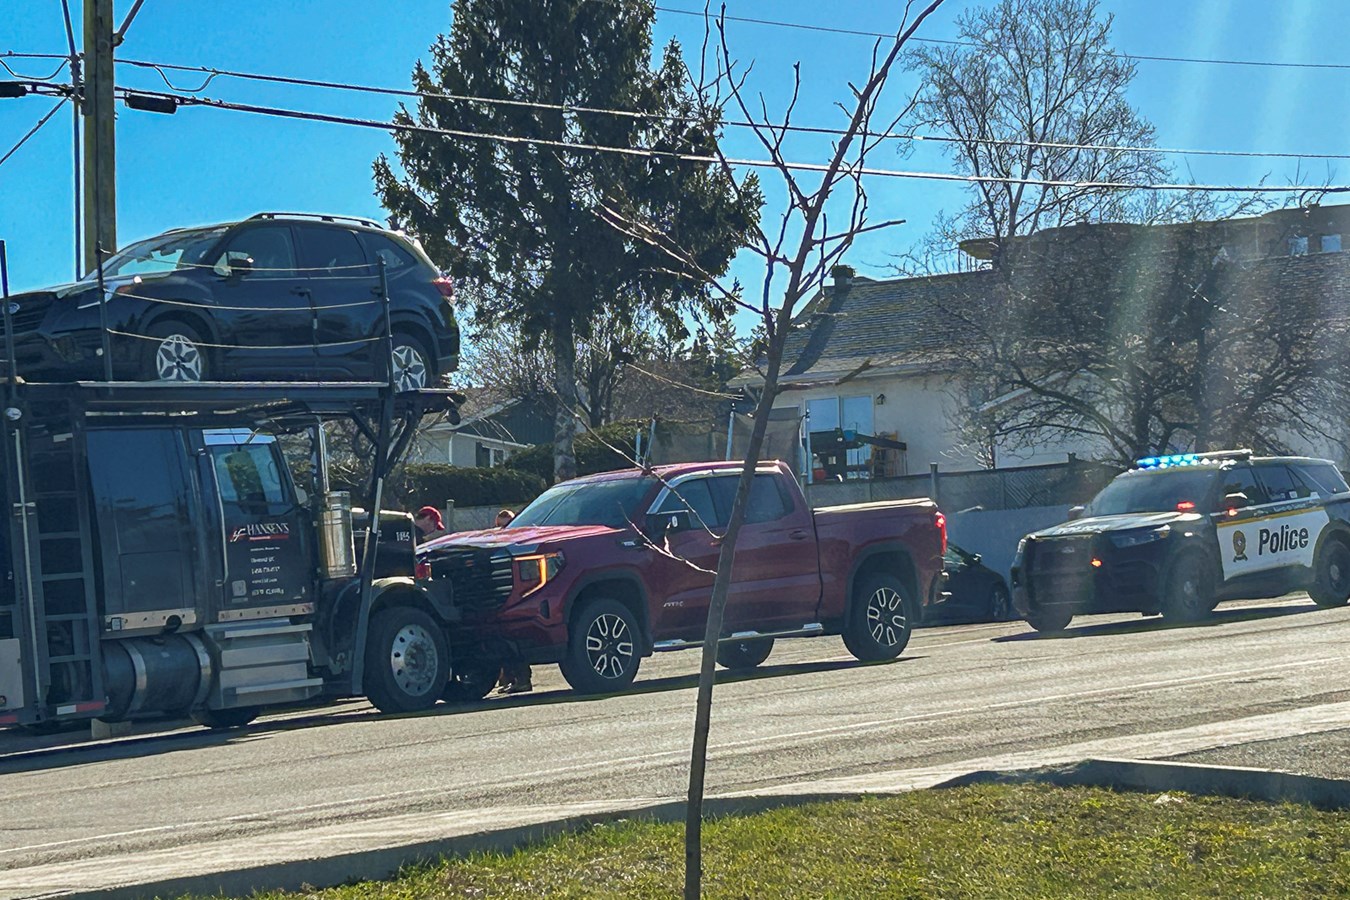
[234,784,1350,898]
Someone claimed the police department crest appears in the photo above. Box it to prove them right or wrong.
[1232,529,1248,562]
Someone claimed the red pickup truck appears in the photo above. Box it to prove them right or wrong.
[420,460,946,697]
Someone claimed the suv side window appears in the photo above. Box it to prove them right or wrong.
[359,233,419,272]
[217,225,297,278]
[652,478,721,529]
[1216,467,1268,510]
[1294,462,1349,498]
[1255,465,1311,503]
[296,226,368,274]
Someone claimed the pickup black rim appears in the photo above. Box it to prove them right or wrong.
[389,622,440,697]
[867,586,907,647]
[584,612,634,679]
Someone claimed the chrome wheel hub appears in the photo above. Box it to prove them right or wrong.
[584,613,634,679]
[388,623,439,697]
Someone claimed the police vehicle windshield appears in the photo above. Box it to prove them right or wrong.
[1086,468,1219,517]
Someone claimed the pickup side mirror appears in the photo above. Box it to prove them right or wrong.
[1067,505,1086,521]
[969,553,982,566]
[649,510,693,539]
[1222,491,1249,512]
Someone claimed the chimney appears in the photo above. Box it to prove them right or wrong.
[831,264,855,293]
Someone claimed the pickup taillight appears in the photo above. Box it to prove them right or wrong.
[934,510,947,555]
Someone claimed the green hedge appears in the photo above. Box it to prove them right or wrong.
[503,421,641,485]
[394,463,547,509]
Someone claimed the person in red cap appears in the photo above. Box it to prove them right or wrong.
[413,505,446,541]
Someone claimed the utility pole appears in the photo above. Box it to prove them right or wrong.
[82,0,116,275]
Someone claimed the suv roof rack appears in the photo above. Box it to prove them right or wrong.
[1134,449,1253,470]
[246,212,384,230]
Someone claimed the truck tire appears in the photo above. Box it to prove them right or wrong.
[1160,551,1214,622]
[561,598,641,695]
[1026,609,1073,633]
[192,706,260,730]
[442,659,498,703]
[364,606,450,714]
[842,573,914,662]
[1310,538,1350,609]
[716,638,774,670]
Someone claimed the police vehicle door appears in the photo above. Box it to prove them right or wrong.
[1214,464,1327,582]
[202,430,312,615]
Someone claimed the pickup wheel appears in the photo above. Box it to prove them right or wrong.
[1310,537,1350,609]
[364,606,450,714]
[192,706,260,730]
[716,638,775,670]
[561,598,641,695]
[843,573,914,662]
[442,659,498,703]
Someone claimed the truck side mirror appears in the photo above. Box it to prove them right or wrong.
[969,553,982,565]
[1067,505,1085,521]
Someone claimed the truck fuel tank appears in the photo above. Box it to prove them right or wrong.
[318,490,357,580]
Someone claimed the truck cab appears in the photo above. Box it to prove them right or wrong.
[0,381,459,731]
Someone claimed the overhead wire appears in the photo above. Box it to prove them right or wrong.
[111,56,1350,164]
[0,97,69,168]
[107,85,1350,195]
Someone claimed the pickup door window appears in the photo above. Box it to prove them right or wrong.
[707,474,821,632]
[646,478,724,641]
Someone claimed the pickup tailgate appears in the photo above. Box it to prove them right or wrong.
[812,497,945,619]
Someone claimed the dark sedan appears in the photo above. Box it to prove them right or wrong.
[1,212,458,388]
[926,542,1013,624]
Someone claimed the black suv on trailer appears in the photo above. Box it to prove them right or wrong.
[1,212,458,388]
[1011,450,1350,632]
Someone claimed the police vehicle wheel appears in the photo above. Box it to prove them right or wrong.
[364,606,450,714]
[1310,538,1350,609]
[989,584,1013,621]
[562,598,642,695]
[441,660,498,703]
[1161,552,1214,622]
[716,637,775,670]
[1026,609,1072,633]
[192,706,260,730]
[843,573,914,662]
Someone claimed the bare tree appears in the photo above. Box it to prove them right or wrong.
[600,2,946,895]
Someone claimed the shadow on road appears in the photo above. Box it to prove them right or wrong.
[0,654,920,773]
[994,601,1324,643]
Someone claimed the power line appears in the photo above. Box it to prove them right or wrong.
[113,56,1350,164]
[0,98,69,168]
[109,84,1350,195]
[651,4,1350,72]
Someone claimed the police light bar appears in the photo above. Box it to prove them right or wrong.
[1134,449,1253,470]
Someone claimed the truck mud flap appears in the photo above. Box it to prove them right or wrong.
[200,619,323,711]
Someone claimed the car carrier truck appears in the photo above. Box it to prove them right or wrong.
[0,379,461,730]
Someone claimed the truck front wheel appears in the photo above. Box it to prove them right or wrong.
[364,607,450,714]
[843,573,914,662]
[561,598,641,695]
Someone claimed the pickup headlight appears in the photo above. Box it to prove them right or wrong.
[515,551,565,596]
[1110,525,1170,548]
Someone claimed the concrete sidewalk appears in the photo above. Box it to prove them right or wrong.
[7,733,1350,900]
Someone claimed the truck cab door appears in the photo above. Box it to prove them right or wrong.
[199,430,313,619]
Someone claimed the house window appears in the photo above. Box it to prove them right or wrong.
[806,395,874,480]
[1322,234,1342,253]
[1289,236,1309,256]
[474,442,506,468]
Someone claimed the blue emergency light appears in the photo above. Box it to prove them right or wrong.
[1134,449,1252,470]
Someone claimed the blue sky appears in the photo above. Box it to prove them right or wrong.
[3,0,1349,325]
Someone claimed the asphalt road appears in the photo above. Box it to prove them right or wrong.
[4,595,1350,889]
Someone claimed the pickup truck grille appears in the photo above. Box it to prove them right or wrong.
[430,547,513,612]
[1025,537,1096,606]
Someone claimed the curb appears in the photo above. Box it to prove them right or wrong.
[37,757,1350,900]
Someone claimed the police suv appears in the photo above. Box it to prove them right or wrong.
[1011,450,1350,632]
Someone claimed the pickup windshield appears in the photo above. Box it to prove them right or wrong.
[509,476,656,529]
[1086,468,1218,516]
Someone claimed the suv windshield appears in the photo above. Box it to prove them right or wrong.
[1086,469,1219,516]
[510,476,656,529]
[85,227,228,281]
